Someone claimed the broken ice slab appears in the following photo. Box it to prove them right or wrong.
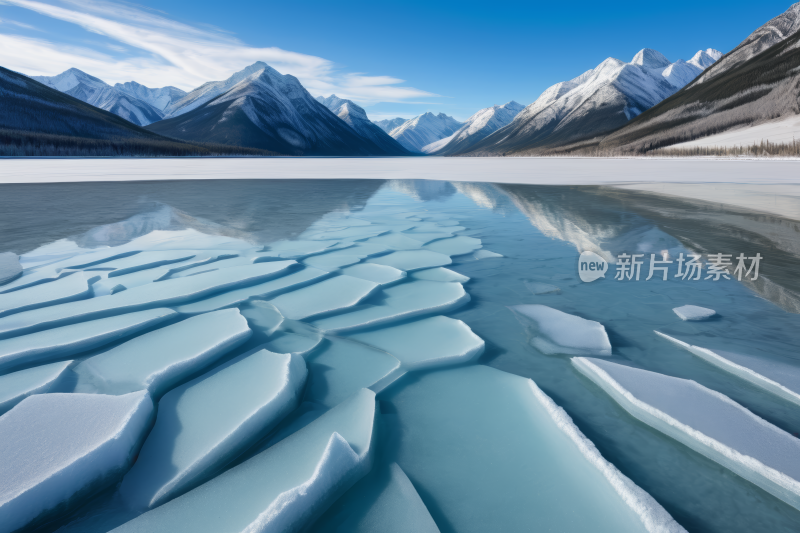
[411,267,470,283]
[260,240,344,260]
[406,223,465,234]
[120,350,307,510]
[0,360,72,415]
[175,267,328,316]
[312,281,470,334]
[363,234,424,251]
[0,261,294,339]
[367,250,452,271]
[302,253,362,272]
[672,305,716,321]
[656,331,800,408]
[343,243,391,258]
[574,357,800,512]
[339,263,406,286]
[97,251,197,278]
[349,316,484,371]
[0,392,153,533]
[307,227,388,241]
[472,249,504,260]
[92,268,171,297]
[268,276,379,320]
[0,309,176,374]
[402,232,457,244]
[305,338,402,407]
[0,252,21,286]
[422,236,482,256]
[311,462,440,533]
[241,301,284,338]
[264,329,322,357]
[385,365,682,533]
[168,255,255,278]
[510,304,611,356]
[111,389,378,533]
[73,308,251,398]
[0,273,92,318]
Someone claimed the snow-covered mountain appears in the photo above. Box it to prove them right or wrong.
[462,48,720,155]
[147,62,401,156]
[389,112,463,153]
[374,117,408,133]
[30,69,166,127]
[114,81,186,113]
[422,101,524,155]
[316,95,410,155]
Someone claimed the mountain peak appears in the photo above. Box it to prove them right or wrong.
[631,49,671,69]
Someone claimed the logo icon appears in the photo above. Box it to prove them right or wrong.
[578,251,608,282]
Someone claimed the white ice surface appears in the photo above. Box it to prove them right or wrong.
[120,350,307,509]
[74,309,251,397]
[672,305,716,321]
[0,360,72,415]
[268,276,379,320]
[0,273,91,318]
[0,262,294,338]
[367,250,451,271]
[656,331,800,408]
[511,304,612,356]
[0,309,175,374]
[574,357,800,512]
[312,281,470,333]
[0,392,153,533]
[411,267,470,283]
[111,389,377,533]
[349,316,484,371]
[339,263,406,286]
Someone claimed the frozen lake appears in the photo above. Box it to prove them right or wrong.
[2,177,800,533]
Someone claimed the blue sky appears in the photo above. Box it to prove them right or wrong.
[0,0,793,120]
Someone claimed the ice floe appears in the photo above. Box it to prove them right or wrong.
[241,301,285,338]
[524,281,561,295]
[672,305,716,321]
[268,276,379,320]
[111,389,377,533]
[120,349,307,509]
[411,267,470,283]
[574,357,800,512]
[97,251,197,278]
[472,249,504,260]
[0,273,92,318]
[423,236,482,256]
[0,253,21,286]
[340,263,406,286]
[302,253,362,271]
[0,262,294,338]
[312,281,470,333]
[0,309,175,374]
[261,240,343,260]
[510,304,611,356]
[656,331,800,408]
[263,326,322,357]
[305,338,402,407]
[0,360,72,415]
[367,250,452,271]
[74,309,251,397]
[349,316,484,371]
[168,255,255,278]
[0,392,153,533]
[363,234,424,251]
[91,268,170,297]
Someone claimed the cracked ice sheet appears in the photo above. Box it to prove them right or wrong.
[302,254,362,272]
[422,236,482,257]
[0,273,92,318]
[92,268,171,297]
[268,276,379,320]
[367,250,451,272]
[411,267,469,283]
[312,281,470,334]
[92,251,197,278]
[73,309,251,398]
[340,264,406,286]
[510,304,612,356]
[0,392,153,533]
[349,316,484,371]
[0,262,295,339]
[384,365,682,533]
[0,360,72,415]
[574,357,800,512]
[0,309,176,374]
[120,349,307,510]
[111,389,377,533]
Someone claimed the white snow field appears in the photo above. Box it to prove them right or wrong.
[574,358,800,511]
[510,304,612,356]
[0,360,72,415]
[349,316,485,371]
[671,114,800,149]
[120,349,307,509]
[0,308,175,373]
[672,305,716,321]
[0,262,295,339]
[110,389,377,533]
[0,273,92,318]
[656,331,800,408]
[73,309,251,397]
[0,392,153,533]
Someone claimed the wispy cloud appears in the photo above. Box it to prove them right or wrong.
[0,0,437,105]
[0,16,38,29]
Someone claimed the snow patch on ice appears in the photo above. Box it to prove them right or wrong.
[510,304,611,356]
[672,305,716,321]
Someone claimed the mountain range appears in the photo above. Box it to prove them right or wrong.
[316,95,411,155]
[387,112,463,153]
[422,101,525,155]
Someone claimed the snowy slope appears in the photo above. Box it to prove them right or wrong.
[31,69,166,127]
[147,62,403,156]
[462,48,719,155]
[389,112,463,153]
[374,117,408,134]
[316,95,411,155]
[115,82,186,113]
[422,101,524,155]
